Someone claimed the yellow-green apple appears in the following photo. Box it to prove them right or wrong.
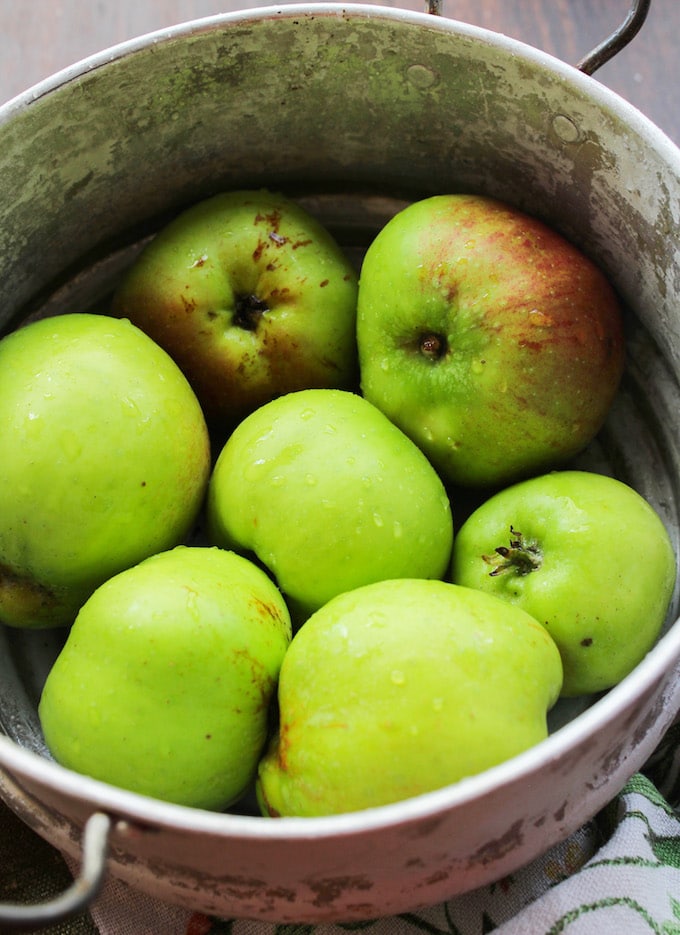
[357,194,625,488]
[0,313,210,629]
[256,577,562,816]
[39,546,292,809]
[450,470,676,696]
[206,388,453,623]
[111,189,359,432]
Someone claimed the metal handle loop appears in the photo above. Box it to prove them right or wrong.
[576,0,651,75]
[0,812,111,932]
[425,0,652,77]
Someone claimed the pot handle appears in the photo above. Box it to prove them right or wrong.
[426,0,651,76]
[0,811,111,932]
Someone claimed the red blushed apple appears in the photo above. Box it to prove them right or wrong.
[111,189,359,432]
[357,194,626,488]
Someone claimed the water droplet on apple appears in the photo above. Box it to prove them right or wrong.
[244,457,268,480]
[432,697,444,712]
[60,429,82,461]
[121,397,144,423]
[373,512,384,527]
[393,520,403,539]
[334,623,349,642]
[300,408,315,420]
[324,423,337,434]
[184,587,199,619]
[304,473,317,486]
[271,474,285,487]
[380,358,390,372]
[471,359,485,375]
[390,669,406,686]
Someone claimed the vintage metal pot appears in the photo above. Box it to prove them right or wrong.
[1,0,680,927]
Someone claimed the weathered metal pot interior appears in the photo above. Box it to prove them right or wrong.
[1,3,680,924]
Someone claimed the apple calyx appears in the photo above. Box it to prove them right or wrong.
[419,332,447,360]
[233,293,269,331]
[482,526,542,577]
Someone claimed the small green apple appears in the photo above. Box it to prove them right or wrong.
[256,577,562,816]
[450,470,677,696]
[357,194,625,488]
[206,388,453,622]
[39,546,292,810]
[0,313,211,629]
[111,189,359,432]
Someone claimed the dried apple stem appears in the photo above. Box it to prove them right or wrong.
[482,526,542,577]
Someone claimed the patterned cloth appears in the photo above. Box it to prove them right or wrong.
[2,717,680,935]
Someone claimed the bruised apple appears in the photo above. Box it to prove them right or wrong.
[111,189,359,431]
[357,194,625,487]
[206,389,453,622]
[256,578,562,816]
[450,470,677,696]
[39,546,292,810]
[0,313,210,629]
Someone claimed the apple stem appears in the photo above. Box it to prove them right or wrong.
[482,526,542,577]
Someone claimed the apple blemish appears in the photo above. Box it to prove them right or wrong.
[111,189,359,428]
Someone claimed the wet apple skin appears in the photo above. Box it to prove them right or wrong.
[257,578,562,817]
[0,313,211,629]
[357,194,625,488]
[450,470,677,696]
[39,546,292,810]
[112,189,359,431]
[206,388,454,622]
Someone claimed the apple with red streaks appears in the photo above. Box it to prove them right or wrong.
[356,194,625,487]
[112,189,359,432]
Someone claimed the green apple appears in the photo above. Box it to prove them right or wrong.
[39,546,292,810]
[111,189,359,432]
[256,577,562,816]
[206,388,453,622]
[450,470,677,696]
[357,194,625,488]
[0,313,211,629]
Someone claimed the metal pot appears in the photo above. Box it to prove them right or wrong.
[1,0,679,927]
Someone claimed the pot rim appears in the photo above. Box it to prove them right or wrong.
[1,1,680,841]
[0,1,676,155]
[2,617,678,839]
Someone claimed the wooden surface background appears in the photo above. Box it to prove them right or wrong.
[0,1,679,145]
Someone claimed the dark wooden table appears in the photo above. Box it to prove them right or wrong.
[1,0,680,144]
[0,0,679,932]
